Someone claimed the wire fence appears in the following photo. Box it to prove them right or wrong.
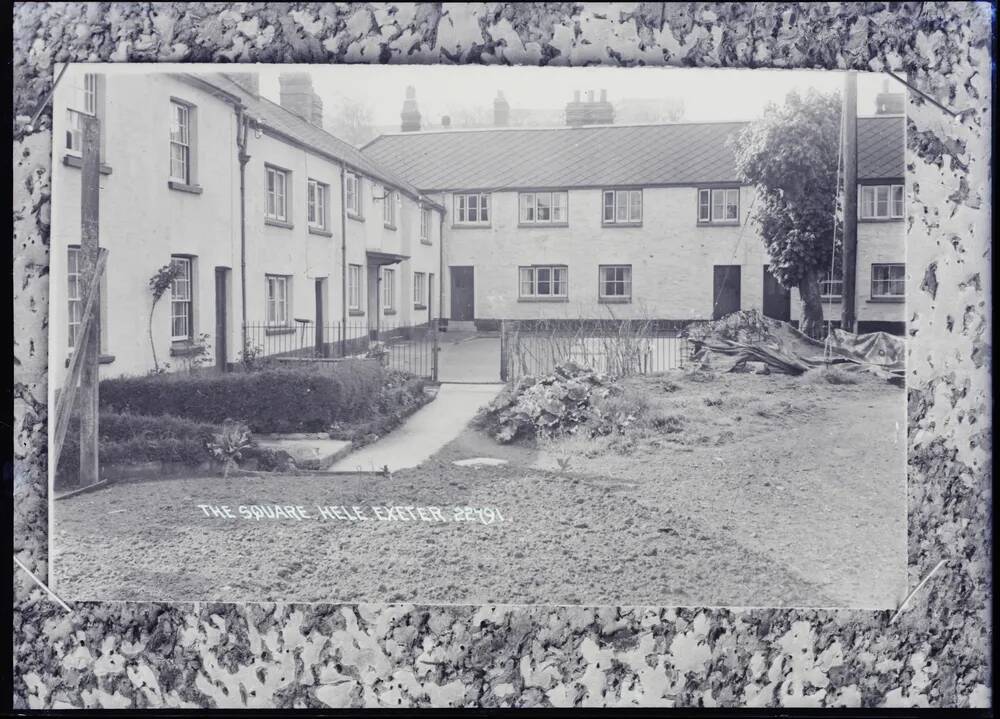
[500,319,692,382]
[242,321,438,379]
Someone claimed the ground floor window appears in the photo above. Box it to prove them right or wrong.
[170,256,193,340]
[820,268,843,298]
[413,271,426,306]
[382,267,396,312]
[599,265,632,300]
[519,265,568,298]
[871,263,905,298]
[348,264,363,311]
[265,274,289,325]
[67,247,82,347]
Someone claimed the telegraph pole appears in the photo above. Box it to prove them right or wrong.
[79,114,101,486]
[841,71,859,334]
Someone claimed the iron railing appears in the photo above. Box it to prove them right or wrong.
[500,319,692,382]
[243,321,438,379]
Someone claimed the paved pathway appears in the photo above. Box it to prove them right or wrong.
[328,382,504,472]
[437,334,501,383]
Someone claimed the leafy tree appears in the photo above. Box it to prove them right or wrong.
[327,96,376,147]
[730,90,842,335]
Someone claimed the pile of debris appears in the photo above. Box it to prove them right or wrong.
[475,361,620,443]
[683,310,905,383]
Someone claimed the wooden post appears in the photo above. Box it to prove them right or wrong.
[78,115,101,487]
[841,71,859,334]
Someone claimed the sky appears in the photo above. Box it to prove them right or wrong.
[255,65,897,129]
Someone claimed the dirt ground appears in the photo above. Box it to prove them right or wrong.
[52,369,906,608]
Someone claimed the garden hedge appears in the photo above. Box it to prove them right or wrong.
[56,412,218,486]
[99,361,385,433]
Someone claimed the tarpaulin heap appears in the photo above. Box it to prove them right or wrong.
[683,310,905,383]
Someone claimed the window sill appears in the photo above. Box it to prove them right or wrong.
[867,296,905,303]
[167,180,203,195]
[860,217,904,223]
[518,222,570,229]
[265,218,294,229]
[62,154,113,175]
[347,212,365,222]
[451,224,492,230]
[518,297,569,303]
[414,304,427,310]
[65,353,116,368]
[383,223,397,231]
[598,297,632,304]
[820,296,843,303]
[308,226,333,237]
[264,326,296,336]
[419,239,433,246]
[348,309,365,317]
[383,309,397,316]
[170,341,204,357]
[697,220,740,227]
[601,222,643,228]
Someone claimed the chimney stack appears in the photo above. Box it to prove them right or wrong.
[227,72,259,97]
[493,91,509,127]
[401,86,421,132]
[279,73,324,128]
[441,115,451,128]
[565,88,614,127]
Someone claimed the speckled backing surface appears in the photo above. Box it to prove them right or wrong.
[12,2,992,709]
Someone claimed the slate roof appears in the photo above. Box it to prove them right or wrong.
[198,74,431,203]
[361,116,904,192]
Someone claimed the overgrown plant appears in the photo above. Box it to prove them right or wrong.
[207,419,253,478]
[148,263,183,373]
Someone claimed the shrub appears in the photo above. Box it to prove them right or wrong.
[56,412,218,485]
[99,360,385,433]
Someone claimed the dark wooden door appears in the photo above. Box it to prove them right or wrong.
[214,267,229,371]
[712,265,741,320]
[314,278,327,356]
[450,266,474,321]
[762,265,791,321]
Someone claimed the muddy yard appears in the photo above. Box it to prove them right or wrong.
[52,369,906,608]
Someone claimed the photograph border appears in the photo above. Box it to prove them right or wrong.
[12,2,992,709]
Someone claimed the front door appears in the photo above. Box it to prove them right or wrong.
[762,265,791,321]
[367,264,380,338]
[214,267,229,371]
[450,266,474,321]
[314,278,327,356]
[712,265,741,320]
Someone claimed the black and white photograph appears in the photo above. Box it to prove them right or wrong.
[47,61,910,609]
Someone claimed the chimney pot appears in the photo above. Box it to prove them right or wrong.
[493,90,510,127]
[442,115,451,128]
[279,72,324,127]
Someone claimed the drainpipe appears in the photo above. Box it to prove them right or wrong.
[235,106,251,362]
[339,163,348,352]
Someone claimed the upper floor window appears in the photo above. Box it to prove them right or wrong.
[860,184,904,220]
[455,193,490,225]
[345,172,362,218]
[871,263,905,299]
[170,256,193,341]
[602,189,642,225]
[420,207,431,242]
[382,187,397,228]
[698,188,740,223]
[519,191,568,225]
[265,274,290,325]
[519,265,568,299]
[307,179,327,230]
[169,101,192,183]
[265,166,288,222]
[65,73,98,154]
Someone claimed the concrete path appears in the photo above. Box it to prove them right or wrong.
[437,335,501,383]
[328,383,504,472]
